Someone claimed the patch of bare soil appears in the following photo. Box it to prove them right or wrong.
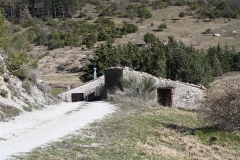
[113,6,240,51]
[30,46,94,84]
[31,6,240,86]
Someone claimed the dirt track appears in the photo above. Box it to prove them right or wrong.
[0,101,115,159]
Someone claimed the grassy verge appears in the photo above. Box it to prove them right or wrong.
[51,88,67,98]
[15,94,240,160]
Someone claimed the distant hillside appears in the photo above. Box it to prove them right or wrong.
[0,0,240,87]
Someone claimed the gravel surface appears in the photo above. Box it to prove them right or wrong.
[0,101,116,159]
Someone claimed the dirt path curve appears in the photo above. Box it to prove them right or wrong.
[0,101,116,159]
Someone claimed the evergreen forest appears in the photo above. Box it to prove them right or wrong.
[81,34,240,86]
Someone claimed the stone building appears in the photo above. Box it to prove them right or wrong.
[105,67,206,109]
[60,67,205,109]
[59,76,104,102]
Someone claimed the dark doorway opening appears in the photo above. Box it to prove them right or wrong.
[71,93,84,102]
[86,91,95,102]
[158,88,172,107]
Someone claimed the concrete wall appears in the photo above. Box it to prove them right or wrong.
[105,67,205,109]
[59,76,104,102]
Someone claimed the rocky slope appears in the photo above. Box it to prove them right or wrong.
[0,59,56,122]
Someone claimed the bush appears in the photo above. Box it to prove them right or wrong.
[30,70,39,85]
[158,23,167,31]
[201,80,240,131]
[179,12,185,18]
[11,25,21,33]
[37,83,51,94]
[6,51,29,78]
[48,33,65,50]
[0,89,8,98]
[120,22,138,35]
[121,76,156,100]
[152,0,165,10]
[20,20,34,28]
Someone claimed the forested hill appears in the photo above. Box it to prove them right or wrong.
[1,0,240,20]
[81,35,240,86]
[0,0,240,87]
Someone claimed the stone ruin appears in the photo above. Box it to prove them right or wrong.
[60,67,206,109]
[105,67,206,109]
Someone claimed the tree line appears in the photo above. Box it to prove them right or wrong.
[0,0,95,20]
[20,17,138,50]
[1,0,239,23]
[81,33,240,86]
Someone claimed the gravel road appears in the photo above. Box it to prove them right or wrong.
[0,101,115,159]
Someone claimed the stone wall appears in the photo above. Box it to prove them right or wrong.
[105,67,206,109]
[59,76,104,102]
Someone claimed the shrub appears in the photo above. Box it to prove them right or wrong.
[138,5,152,18]
[6,51,29,78]
[0,89,8,98]
[152,0,165,10]
[11,25,21,33]
[201,80,240,131]
[77,12,87,18]
[30,71,39,85]
[48,33,65,50]
[179,12,185,18]
[203,28,212,34]
[86,16,93,20]
[190,4,198,10]
[158,23,167,31]
[121,76,156,100]
[175,0,185,6]
[37,83,51,94]
[20,20,34,28]
[120,22,138,35]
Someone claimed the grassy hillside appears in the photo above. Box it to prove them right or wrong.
[113,5,240,51]
[14,94,240,159]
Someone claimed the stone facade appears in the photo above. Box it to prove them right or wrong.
[59,76,104,102]
[61,67,205,109]
[105,67,206,109]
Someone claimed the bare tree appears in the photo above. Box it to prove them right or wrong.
[200,79,240,131]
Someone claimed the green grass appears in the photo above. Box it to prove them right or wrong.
[14,95,240,159]
[51,88,67,98]
[195,128,240,146]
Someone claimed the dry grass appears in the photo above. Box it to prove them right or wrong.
[14,93,240,160]
[112,6,240,51]
[0,104,21,122]
[40,73,82,84]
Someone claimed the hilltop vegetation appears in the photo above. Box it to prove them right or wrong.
[81,35,240,86]
[0,0,240,86]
